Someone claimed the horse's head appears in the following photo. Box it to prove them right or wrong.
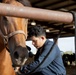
[0,0,32,67]
[0,15,29,66]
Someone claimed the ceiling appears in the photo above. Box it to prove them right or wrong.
[28,0,75,39]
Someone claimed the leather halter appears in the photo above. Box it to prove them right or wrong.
[0,30,27,72]
[0,30,26,46]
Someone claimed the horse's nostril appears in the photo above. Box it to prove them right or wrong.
[14,51,19,59]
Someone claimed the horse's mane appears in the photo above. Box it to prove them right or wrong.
[0,0,32,7]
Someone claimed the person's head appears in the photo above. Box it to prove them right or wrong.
[28,25,46,49]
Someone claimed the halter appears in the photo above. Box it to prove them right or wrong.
[0,30,26,46]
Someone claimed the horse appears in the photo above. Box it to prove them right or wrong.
[62,53,76,67]
[0,0,31,75]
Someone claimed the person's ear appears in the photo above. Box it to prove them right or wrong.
[41,36,45,40]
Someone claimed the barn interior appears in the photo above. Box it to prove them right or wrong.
[0,0,75,75]
[27,0,76,75]
[28,0,75,39]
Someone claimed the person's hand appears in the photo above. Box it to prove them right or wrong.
[17,66,25,74]
[17,65,30,75]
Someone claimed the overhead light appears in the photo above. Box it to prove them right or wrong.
[31,21,36,25]
[59,8,68,11]
[73,25,75,28]
[46,29,50,32]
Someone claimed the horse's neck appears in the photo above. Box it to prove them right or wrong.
[0,48,16,75]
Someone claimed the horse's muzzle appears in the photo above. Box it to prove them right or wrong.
[12,46,29,66]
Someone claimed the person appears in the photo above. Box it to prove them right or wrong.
[18,25,66,75]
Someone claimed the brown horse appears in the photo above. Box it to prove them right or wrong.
[0,0,31,75]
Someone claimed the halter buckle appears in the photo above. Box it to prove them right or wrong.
[3,36,8,45]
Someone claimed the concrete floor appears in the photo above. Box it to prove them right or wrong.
[66,65,76,75]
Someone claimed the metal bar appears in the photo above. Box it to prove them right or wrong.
[0,3,73,23]
[72,12,76,63]
[75,18,76,63]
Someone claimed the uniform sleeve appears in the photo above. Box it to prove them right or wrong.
[20,41,60,73]
[38,43,60,68]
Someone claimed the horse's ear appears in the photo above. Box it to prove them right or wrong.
[2,17,8,25]
[1,16,8,27]
[3,16,8,21]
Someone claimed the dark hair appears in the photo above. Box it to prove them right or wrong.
[28,25,46,37]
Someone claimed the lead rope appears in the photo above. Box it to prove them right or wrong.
[22,25,64,75]
[71,11,76,64]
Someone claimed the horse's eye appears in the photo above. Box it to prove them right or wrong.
[3,16,8,21]
[3,17,8,26]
